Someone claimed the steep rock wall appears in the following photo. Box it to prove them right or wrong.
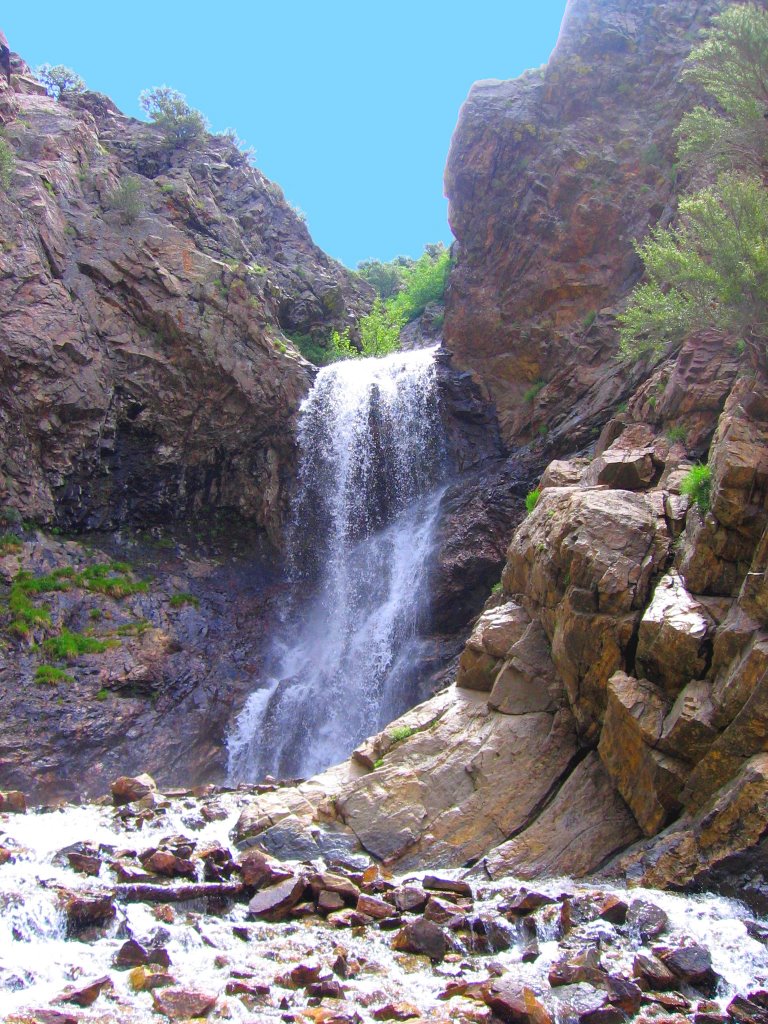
[444,0,719,453]
[0,46,372,542]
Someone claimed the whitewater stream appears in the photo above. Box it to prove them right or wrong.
[228,346,446,782]
[2,790,768,1022]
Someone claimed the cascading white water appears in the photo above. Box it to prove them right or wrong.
[227,345,445,782]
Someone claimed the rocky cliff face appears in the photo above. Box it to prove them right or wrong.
[230,0,768,909]
[0,47,372,542]
[444,0,719,454]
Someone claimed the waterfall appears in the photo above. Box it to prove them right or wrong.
[227,345,446,782]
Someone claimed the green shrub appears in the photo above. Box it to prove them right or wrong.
[0,533,21,554]
[35,664,74,685]
[525,488,541,514]
[0,138,14,191]
[523,380,546,403]
[169,592,199,609]
[139,86,208,149]
[667,424,688,443]
[491,581,503,594]
[95,687,110,701]
[116,619,150,636]
[356,258,407,300]
[583,310,597,330]
[677,4,768,175]
[329,299,404,361]
[619,174,768,362]
[680,463,712,513]
[389,725,416,743]
[35,64,86,99]
[43,629,110,659]
[107,176,144,223]
[389,248,451,323]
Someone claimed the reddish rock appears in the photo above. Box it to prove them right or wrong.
[357,893,394,919]
[633,953,677,991]
[239,849,294,889]
[423,895,465,926]
[61,891,116,935]
[111,774,156,806]
[151,988,217,1019]
[484,978,553,1024]
[659,944,721,995]
[58,975,113,1006]
[0,789,27,813]
[308,870,360,903]
[317,890,346,914]
[247,875,306,920]
[627,900,668,940]
[113,938,171,969]
[143,849,196,879]
[392,918,447,962]
[372,1004,422,1021]
[422,874,473,899]
[390,884,428,913]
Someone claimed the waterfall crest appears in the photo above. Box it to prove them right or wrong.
[227,345,445,781]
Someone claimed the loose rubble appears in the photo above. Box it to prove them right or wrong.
[1,776,767,1023]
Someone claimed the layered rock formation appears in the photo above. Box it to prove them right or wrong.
[0,46,372,540]
[444,0,719,453]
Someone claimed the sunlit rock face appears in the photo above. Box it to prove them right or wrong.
[444,0,720,453]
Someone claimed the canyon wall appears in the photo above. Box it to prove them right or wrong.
[0,47,372,542]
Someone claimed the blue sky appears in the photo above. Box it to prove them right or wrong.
[4,2,567,267]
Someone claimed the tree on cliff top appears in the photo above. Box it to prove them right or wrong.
[619,3,768,365]
[677,2,768,174]
[139,86,208,149]
[619,173,768,361]
[36,64,86,100]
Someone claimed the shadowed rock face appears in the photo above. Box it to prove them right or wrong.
[444,0,719,452]
[0,48,372,542]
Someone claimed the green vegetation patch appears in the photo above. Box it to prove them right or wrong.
[523,380,546,403]
[680,463,712,513]
[388,724,417,743]
[35,664,74,685]
[525,488,542,514]
[43,629,112,659]
[169,592,199,609]
[0,533,22,555]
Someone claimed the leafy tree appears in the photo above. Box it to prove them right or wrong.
[389,248,451,323]
[356,258,406,300]
[677,3,768,173]
[35,64,86,99]
[139,86,208,149]
[619,172,768,361]
[328,299,405,361]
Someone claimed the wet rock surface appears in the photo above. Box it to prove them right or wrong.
[1,785,767,1024]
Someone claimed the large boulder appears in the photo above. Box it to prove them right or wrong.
[598,672,686,835]
[503,487,670,737]
[636,572,714,695]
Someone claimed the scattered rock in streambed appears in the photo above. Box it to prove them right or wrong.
[113,937,172,969]
[0,790,27,814]
[56,974,113,1007]
[658,943,722,995]
[247,873,307,920]
[392,918,448,961]
[151,987,218,1019]
[110,772,157,806]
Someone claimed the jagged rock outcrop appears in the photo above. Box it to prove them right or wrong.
[0,45,372,540]
[444,0,719,453]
